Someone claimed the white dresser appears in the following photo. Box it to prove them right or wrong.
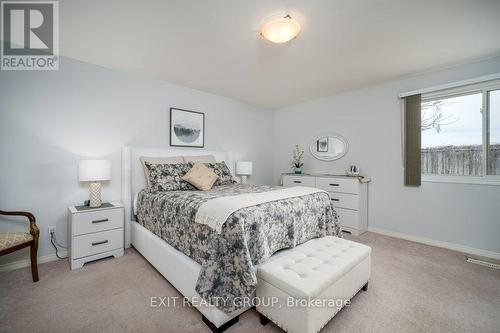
[282,174,368,235]
[68,202,124,269]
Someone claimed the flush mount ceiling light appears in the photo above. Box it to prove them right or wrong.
[260,14,301,44]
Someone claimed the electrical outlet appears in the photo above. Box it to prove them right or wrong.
[48,226,56,235]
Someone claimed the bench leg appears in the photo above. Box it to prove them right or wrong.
[362,282,368,291]
[202,315,239,333]
[260,313,270,326]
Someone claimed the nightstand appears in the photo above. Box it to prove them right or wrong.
[68,202,124,269]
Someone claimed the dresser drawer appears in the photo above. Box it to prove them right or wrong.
[315,177,359,194]
[72,208,123,236]
[336,208,359,230]
[72,228,123,259]
[282,175,316,187]
[329,192,359,210]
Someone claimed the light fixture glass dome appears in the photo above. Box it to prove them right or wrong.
[260,15,301,44]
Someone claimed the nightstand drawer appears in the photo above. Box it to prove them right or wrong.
[72,208,123,236]
[72,228,123,259]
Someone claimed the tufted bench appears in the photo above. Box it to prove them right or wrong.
[256,236,371,333]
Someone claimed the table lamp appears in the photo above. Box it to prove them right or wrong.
[236,161,253,184]
[78,160,111,207]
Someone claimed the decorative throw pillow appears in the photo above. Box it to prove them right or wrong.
[182,163,219,191]
[140,156,184,189]
[189,161,236,186]
[144,162,196,192]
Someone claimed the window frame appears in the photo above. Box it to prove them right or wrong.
[421,79,500,186]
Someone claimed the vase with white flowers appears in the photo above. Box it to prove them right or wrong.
[292,145,304,174]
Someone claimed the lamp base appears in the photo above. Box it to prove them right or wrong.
[89,182,102,207]
[239,175,248,184]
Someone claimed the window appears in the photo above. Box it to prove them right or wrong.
[421,80,500,182]
[488,90,500,175]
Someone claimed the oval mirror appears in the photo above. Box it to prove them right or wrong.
[309,133,349,161]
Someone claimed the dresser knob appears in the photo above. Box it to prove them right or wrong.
[92,240,108,246]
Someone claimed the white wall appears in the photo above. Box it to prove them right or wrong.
[0,57,274,265]
[2,55,499,268]
[273,56,500,254]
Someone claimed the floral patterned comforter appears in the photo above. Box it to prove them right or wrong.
[136,184,341,313]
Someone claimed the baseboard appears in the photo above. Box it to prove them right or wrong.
[367,227,500,260]
[0,251,68,273]
[3,229,498,270]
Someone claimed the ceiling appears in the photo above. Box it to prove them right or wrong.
[60,0,500,109]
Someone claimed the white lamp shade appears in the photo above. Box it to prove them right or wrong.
[236,161,253,176]
[78,160,111,182]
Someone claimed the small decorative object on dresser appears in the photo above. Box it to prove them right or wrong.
[291,144,304,174]
[235,161,253,184]
[68,202,124,269]
[170,107,205,148]
[282,173,370,235]
[78,159,111,207]
[347,164,360,176]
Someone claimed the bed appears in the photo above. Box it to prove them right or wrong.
[121,147,341,332]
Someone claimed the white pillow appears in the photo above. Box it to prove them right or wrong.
[183,155,216,163]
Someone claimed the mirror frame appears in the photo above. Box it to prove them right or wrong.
[309,133,349,161]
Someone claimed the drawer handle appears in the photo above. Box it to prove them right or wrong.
[331,198,340,202]
[92,218,109,224]
[293,181,302,184]
[92,240,108,246]
[329,183,339,186]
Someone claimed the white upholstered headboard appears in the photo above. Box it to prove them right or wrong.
[121,146,233,247]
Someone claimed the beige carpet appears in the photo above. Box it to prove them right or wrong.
[1,232,499,333]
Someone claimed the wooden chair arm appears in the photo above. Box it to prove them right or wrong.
[0,210,39,239]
